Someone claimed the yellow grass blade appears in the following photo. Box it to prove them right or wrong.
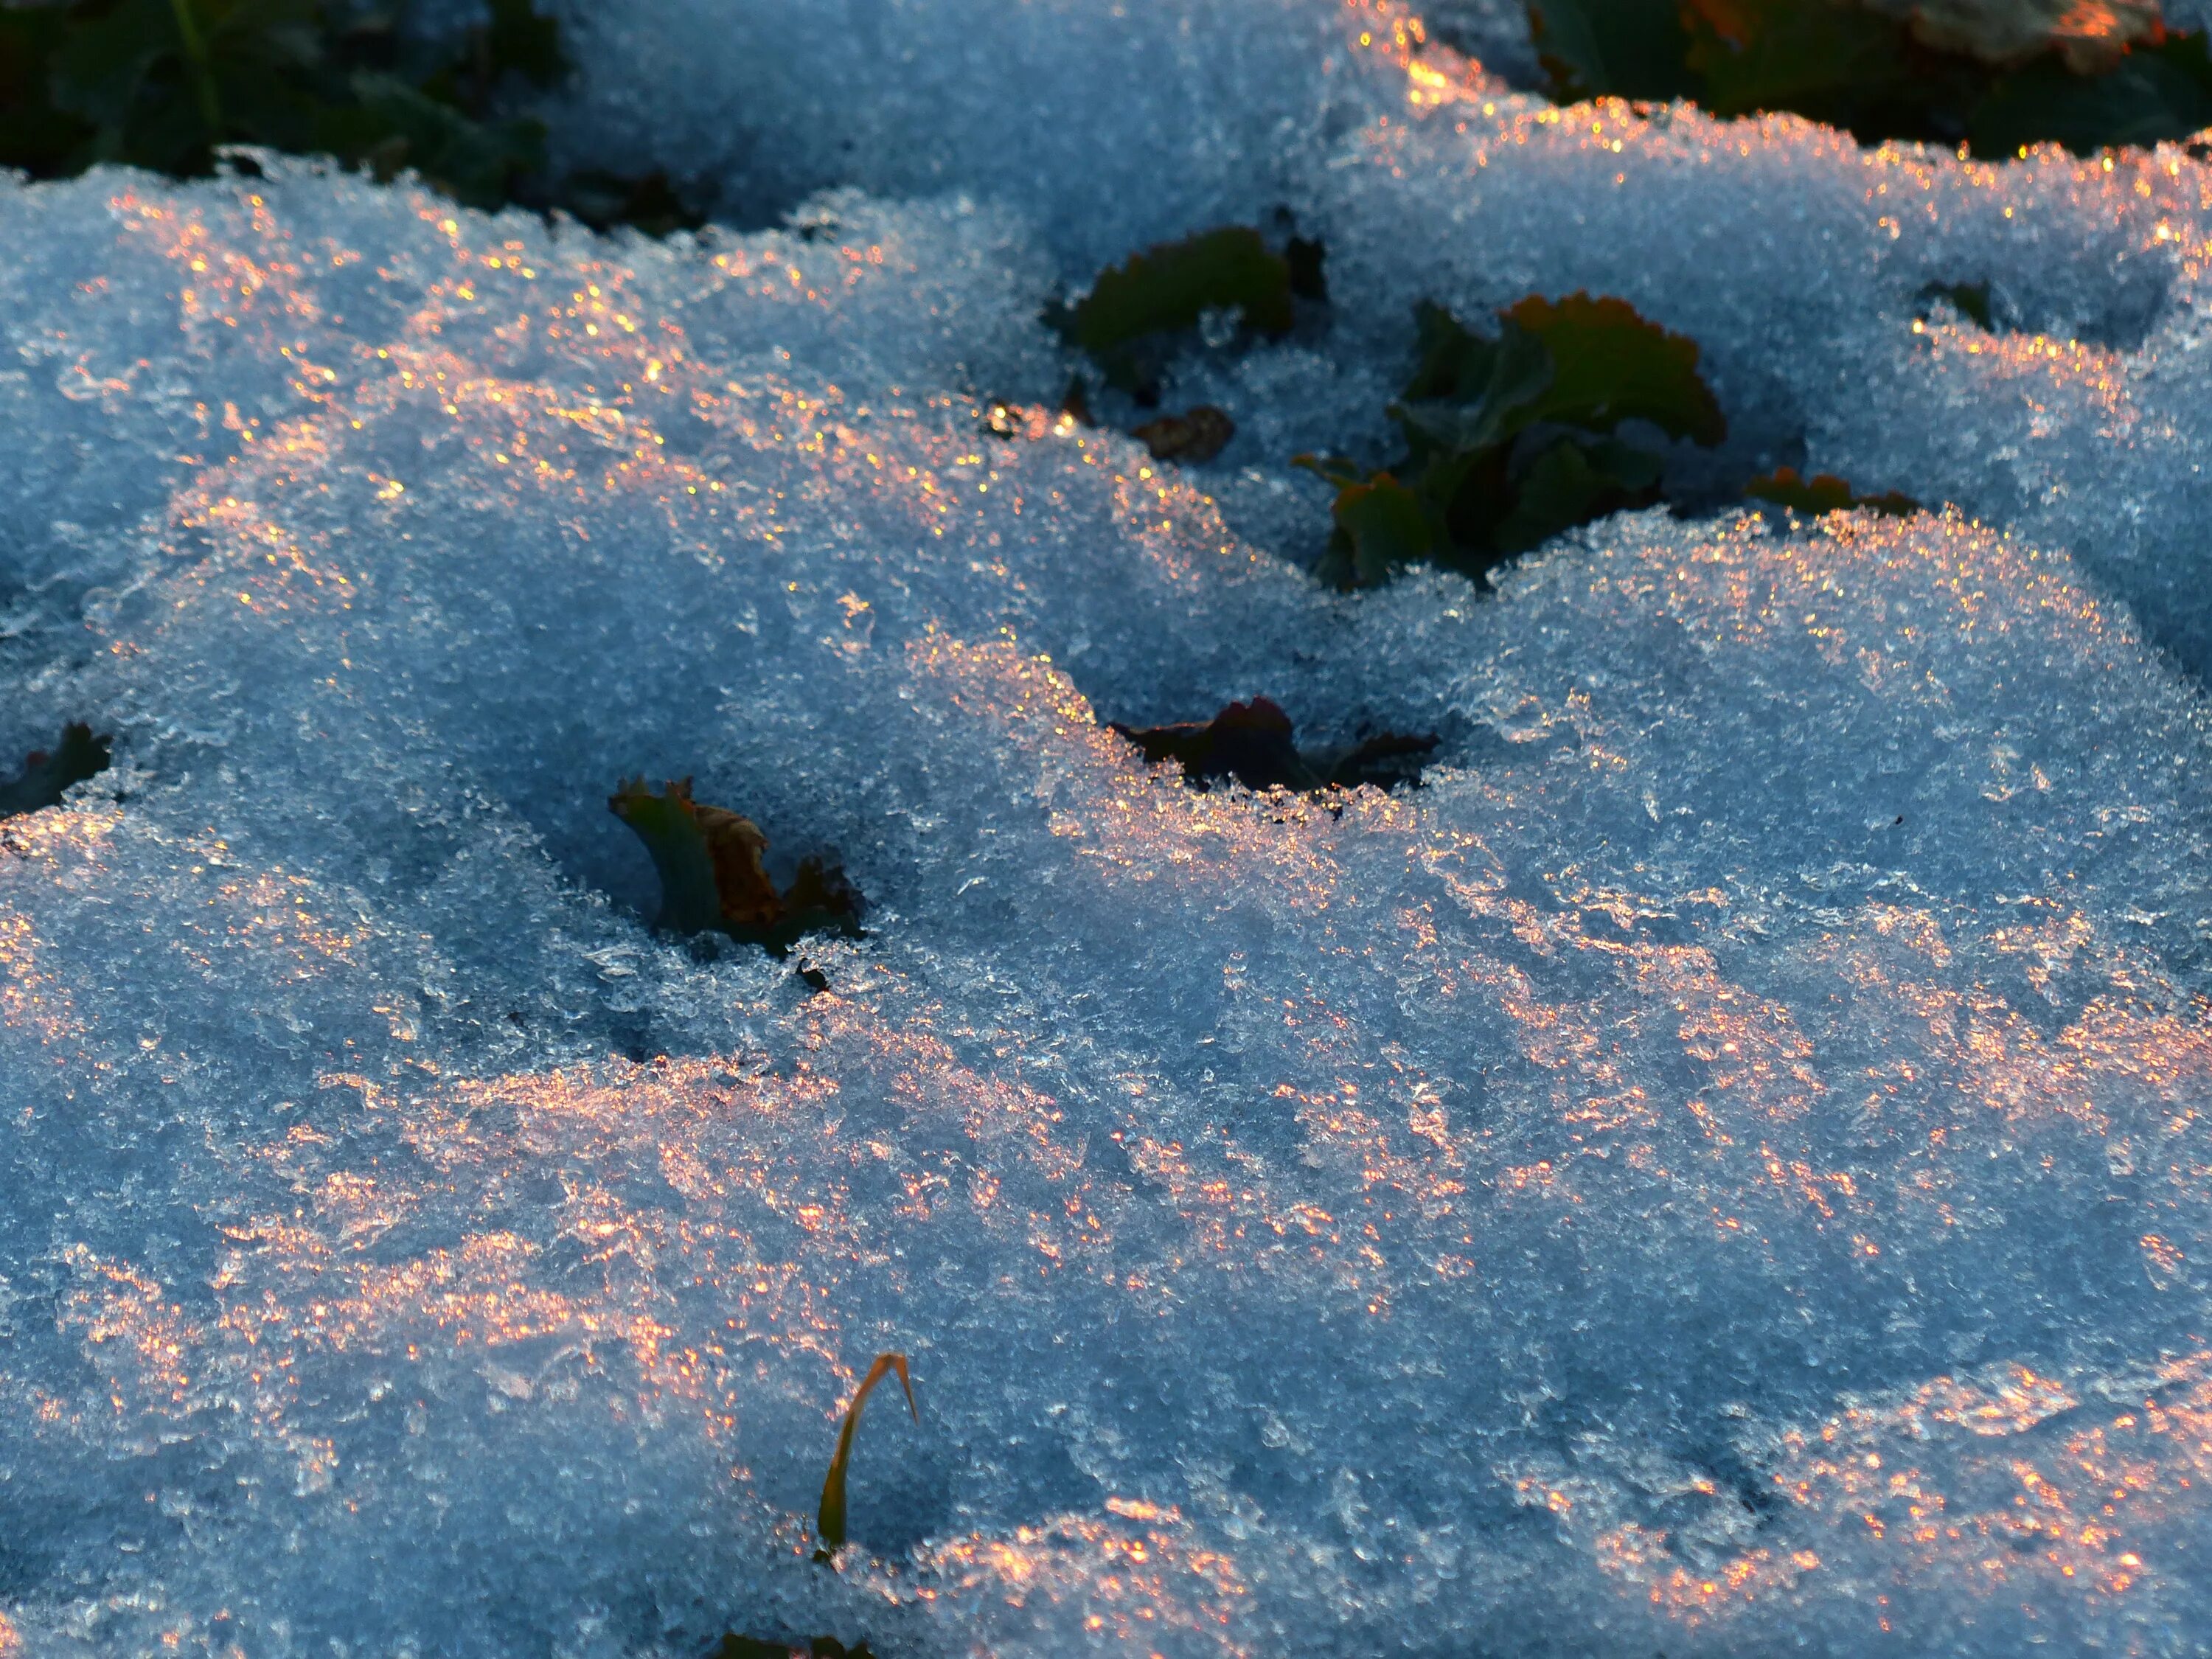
[813,1353,917,1562]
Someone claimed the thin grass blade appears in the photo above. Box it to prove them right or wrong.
[813,1354,917,1561]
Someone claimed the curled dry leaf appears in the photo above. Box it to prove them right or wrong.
[1133,405,1235,463]
[1115,697,1317,792]
[608,777,862,953]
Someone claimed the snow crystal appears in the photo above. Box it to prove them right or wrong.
[7,6,2212,1658]
[534,0,1467,268]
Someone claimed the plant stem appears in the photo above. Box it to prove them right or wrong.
[167,0,223,141]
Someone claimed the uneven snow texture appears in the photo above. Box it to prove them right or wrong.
[6,5,2212,1658]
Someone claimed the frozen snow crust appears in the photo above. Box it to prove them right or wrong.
[7,5,2212,1655]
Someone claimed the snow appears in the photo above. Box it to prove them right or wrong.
[5,4,2212,1656]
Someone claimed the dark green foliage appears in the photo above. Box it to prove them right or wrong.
[1504,291,1727,442]
[1968,33,2212,155]
[1051,226,1295,397]
[1113,698,1439,793]
[608,778,863,954]
[1526,0,2212,156]
[0,7,79,176]
[0,1,700,229]
[1298,293,1724,588]
[1323,473,1433,588]
[1680,0,1976,132]
[1745,465,1918,515]
[1529,0,1699,102]
[815,1354,917,1563]
[0,723,111,820]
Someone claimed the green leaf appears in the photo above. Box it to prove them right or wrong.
[0,6,90,174]
[341,71,545,208]
[0,724,112,821]
[1970,34,2212,156]
[1308,293,1722,588]
[0,0,678,229]
[1683,0,1938,127]
[814,1354,918,1563]
[1318,296,1717,588]
[1333,473,1436,588]
[608,776,737,934]
[48,0,325,173]
[1490,435,1662,554]
[1528,0,1699,101]
[1402,298,1498,402]
[1055,226,1295,393]
[1391,309,1554,457]
[1505,291,1727,446]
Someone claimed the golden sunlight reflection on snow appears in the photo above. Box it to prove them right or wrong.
[8,130,2212,1652]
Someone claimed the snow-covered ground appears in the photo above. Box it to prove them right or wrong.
[5,4,2212,1654]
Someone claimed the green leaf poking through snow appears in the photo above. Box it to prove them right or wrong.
[1492,434,1665,554]
[1054,226,1295,395]
[608,777,862,954]
[1306,291,1723,588]
[1506,292,1727,445]
[815,1354,918,1564]
[1329,473,1435,587]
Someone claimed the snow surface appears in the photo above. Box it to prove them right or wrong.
[6,4,2212,1655]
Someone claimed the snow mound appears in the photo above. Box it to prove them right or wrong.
[4,10,2212,1659]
